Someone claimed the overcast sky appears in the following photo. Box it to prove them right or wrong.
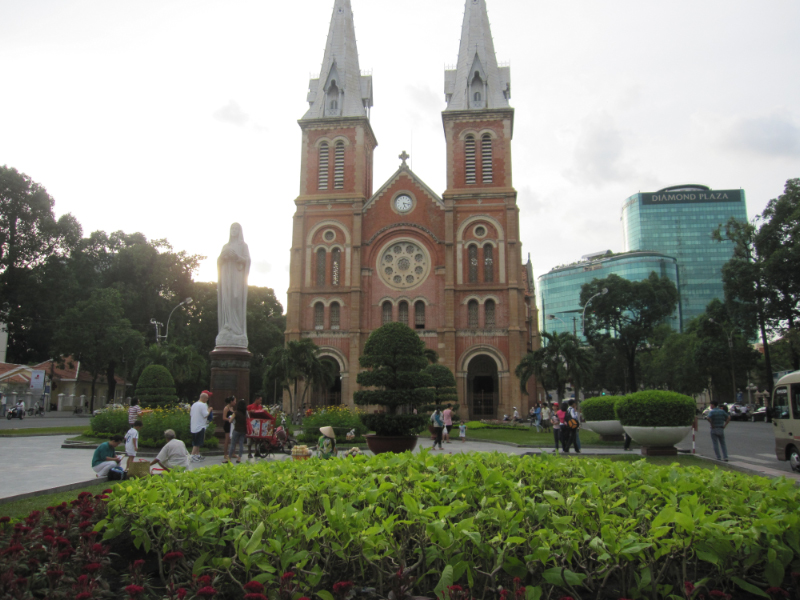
[2,0,798,313]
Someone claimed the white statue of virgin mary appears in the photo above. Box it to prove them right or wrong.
[216,222,251,348]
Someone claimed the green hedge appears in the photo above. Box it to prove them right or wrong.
[615,390,696,427]
[135,365,179,406]
[299,407,368,444]
[580,396,623,422]
[89,406,215,447]
[465,420,488,430]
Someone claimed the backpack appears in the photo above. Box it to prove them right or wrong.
[107,466,127,481]
[563,413,579,429]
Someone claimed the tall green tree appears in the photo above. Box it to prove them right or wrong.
[516,331,591,402]
[423,364,458,410]
[581,272,679,393]
[265,338,333,414]
[52,288,144,411]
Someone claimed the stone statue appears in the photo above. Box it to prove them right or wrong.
[216,223,250,348]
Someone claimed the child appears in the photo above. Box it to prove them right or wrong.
[125,419,143,471]
[458,421,467,442]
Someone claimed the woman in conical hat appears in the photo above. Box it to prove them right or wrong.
[318,426,337,459]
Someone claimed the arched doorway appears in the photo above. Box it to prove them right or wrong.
[311,358,342,408]
[467,355,498,419]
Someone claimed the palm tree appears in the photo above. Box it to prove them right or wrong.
[516,331,592,402]
[265,339,334,414]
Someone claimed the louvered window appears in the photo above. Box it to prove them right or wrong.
[483,244,494,283]
[468,300,479,329]
[468,244,478,283]
[398,301,409,326]
[316,248,326,286]
[481,134,493,183]
[415,301,425,330]
[485,299,495,328]
[334,141,345,189]
[465,135,476,185]
[382,301,392,325]
[318,142,329,190]
[314,303,324,330]
[330,302,340,330]
[331,248,341,286]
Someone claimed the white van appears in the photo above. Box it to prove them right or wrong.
[772,371,800,472]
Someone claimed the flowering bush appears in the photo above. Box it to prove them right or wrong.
[90,405,218,449]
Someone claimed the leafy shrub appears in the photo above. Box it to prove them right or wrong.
[615,390,696,427]
[465,421,488,430]
[135,365,178,406]
[298,405,368,443]
[90,406,129,435]
[423,364,458,410]
[103,452,800,599]
[89,405,208,447]
[580,396,623,422]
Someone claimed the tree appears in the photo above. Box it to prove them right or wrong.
[423,364,458,410]
[135,364,179,406]
[354,323,433,436]
[581,272,679,393]
[265,338,333,414]
[641,331,706,396]
[515,331,591,402]
[134,343,208,401]
[52,288,143,412]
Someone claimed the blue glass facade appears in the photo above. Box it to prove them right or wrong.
[621,187,747,327]
[538,251,680,340]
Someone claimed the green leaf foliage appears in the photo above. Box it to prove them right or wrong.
[135,364,179,406]
[298,407,369,443]
[103,452,800,598]
[614,390,696,427]
[580,396,623,422]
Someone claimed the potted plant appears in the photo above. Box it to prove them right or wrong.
[615,390,696,455]
[354,323,433,454]
[580,396,625,440]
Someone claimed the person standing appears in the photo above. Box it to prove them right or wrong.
[458,421,467,442]
[127,397,150,426]
[91,435,123,477]
[550,404,561,453]
[442,405,453,443]
[189,391,213,462]
[228,399,248,464]
[222,396,237,462]
[124,420,143,471]
[557,402,573,453]
[568,399,581,454]
[533,404,542,432]
[246,395,267,458]
[431,408,444,450]
[705,400,731,461]
[150,429,191,472]
[541,403,551,433]
[0,392,6,417]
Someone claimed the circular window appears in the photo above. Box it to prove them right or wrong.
[376,239,431,290]
[474,225,487,238]
[323,230,336,242]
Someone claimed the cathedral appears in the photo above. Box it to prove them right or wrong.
[285,0,541,419]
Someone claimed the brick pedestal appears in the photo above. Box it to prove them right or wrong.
[209,347,252,430]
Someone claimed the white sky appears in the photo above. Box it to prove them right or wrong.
[2,0,798,312]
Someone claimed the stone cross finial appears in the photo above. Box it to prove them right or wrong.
[399,150,410,167]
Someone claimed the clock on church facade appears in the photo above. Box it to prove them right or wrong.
[285,0,542,419]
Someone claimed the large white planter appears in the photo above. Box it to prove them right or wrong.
[583,420,624,436]
[623,425,692,447]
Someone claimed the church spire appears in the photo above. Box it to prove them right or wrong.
[302,0,373,121]
[444,0,510,111]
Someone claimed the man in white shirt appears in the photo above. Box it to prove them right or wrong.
[151,429,190,471]
[189,391,213,462]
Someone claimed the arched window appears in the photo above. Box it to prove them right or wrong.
[318,142,329,190]
[330,302,340,330]
[465,135,476,185]
[330,99,338,110]
[468,300,479,329]
[474,91,482,102]
[483,244,494,283]
[415,301,425,330]
[382,301,392,325]
[334,141,345,189]
[485,299,495,328]
[481,134,493,183]
[331,248,341,286]
[314,302,324,330]
[468,244,478,283]
[316,248,327,286]
[398,301,409,326]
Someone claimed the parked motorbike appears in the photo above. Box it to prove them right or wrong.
[6,406,25,420]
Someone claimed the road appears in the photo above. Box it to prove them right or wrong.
[677,419,793,474]
[0,413,92,430]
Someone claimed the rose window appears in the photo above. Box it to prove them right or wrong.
[377,239,430,289]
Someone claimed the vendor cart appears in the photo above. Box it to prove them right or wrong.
[246,410,294,457]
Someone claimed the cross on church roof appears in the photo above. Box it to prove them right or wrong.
[399,150,410,167]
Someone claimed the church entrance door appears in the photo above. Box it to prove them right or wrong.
[467,355,498,420]
[311,358,342,408]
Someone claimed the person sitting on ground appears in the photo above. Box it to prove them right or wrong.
[124,419,143,471]
[318,426,337,459]
[92,435,123,477]
[150,429,190,472]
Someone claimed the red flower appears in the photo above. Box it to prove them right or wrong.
[198,575,213,585]
[448,586,464,592]
[281,572,296,581]
[78,492,92,499]
[75,593,92,600]
[685,582,696,596]
[57,549,74,561]
[27,558,40,567]
[177,588,187,600]
[102,489,113,494]
[197,586,217,598]
[244,595,269,600]
[133,559,146,569]
[83,562,102,573]
[79,520,93,530]
[333,581,354,594]
[558,597,575,600]
[46,569,64,583]
[126,584,146,598]
[14,577,27,587]
[2,544,23,556]
[244,581,265,593]
[0,517,10,523]
[164,551,185,563]
[80,510,94,518]
[766,589,789,598]
[91,543,107,555]
[96,494,109,500]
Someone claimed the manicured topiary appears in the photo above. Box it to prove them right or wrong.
[614,390,696,427]
[135,364,179,406]
[581,396,624,422]
[354,322,433,436]
[423,363,459,410]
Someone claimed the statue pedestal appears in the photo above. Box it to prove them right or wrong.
[209,347,252,431]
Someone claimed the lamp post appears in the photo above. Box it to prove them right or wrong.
[153,297,193,345]
[709,318,737,403]
[582,287,608,337]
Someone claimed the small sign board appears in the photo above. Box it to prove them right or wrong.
[29,370,46,390]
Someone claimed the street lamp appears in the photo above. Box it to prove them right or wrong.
[546,314,566,326]
[154,297,193,345]
[708,318,737,403]
[582,287,608,337]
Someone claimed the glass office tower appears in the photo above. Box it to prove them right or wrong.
[621,185,747,327]
[538,251,680,340]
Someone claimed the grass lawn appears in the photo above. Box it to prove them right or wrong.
[0,482,114,521]
[594,453,739,472]
[0,426,90,437]
[468,426,629,447]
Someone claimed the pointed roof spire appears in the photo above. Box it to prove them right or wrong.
[303,0,373,121]
[444,0,510,111]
